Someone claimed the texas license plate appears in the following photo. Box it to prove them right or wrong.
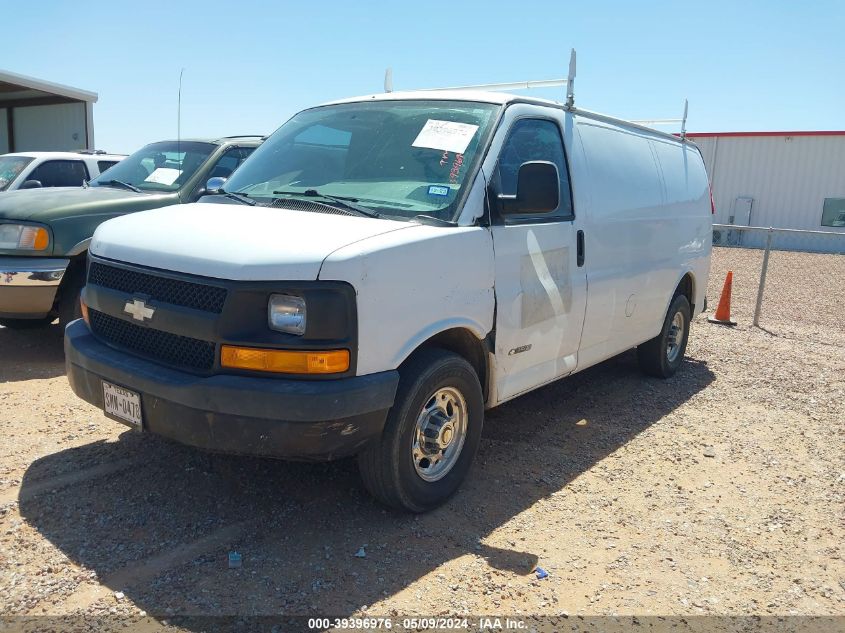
[102,381,142,428]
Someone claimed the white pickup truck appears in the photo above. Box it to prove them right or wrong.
[65,89,711,511]
[0,151,124,191]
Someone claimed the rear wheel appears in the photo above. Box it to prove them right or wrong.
[357,348,484,512]
[637,294,691,378]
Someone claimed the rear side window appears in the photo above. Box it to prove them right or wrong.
[97,160,119,174]
[495,118,573,220]
[28,160,90,187]
[206,147,255,180]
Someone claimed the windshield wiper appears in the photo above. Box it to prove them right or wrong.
[99,179,141,193]
[272,189,380,218]
[217,190,256,206]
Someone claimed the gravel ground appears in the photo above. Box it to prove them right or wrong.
[0,246,842,630]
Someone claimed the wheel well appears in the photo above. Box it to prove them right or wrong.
[675,273,695,311]
[409,328,490,400]
[55,253,87,305]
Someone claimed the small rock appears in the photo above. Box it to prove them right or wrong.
[703,447,716,458]
[354,547,366,558]
[114,591,124,600]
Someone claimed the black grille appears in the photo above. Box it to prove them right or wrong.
[89,309,215,372]
[88,262,227,313]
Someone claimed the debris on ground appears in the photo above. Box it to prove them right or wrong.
[228,552,242,569]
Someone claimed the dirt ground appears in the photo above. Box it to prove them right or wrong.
[0,247,843,630]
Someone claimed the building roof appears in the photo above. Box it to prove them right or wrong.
[0,69,98,105]
[685,131,845,138]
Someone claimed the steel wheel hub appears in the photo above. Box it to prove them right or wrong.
[412,387,468,482]
[666,311,685,362]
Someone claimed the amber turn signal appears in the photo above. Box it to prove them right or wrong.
[220,345,350,374]
[80,296,90,326]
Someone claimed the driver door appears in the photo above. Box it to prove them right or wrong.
[489,111,587,403]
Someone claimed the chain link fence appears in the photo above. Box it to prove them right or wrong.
[709,225,845,345]
[712,223,845,254]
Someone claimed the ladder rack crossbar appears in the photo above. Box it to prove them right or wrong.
[631,118,683,125]
[423,79,568,92]
[383,50,690,139]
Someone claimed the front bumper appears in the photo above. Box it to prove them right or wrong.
[65,320,400,460]
[0,256,68,318]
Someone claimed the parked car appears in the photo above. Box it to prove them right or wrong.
[65,92,712,511]
[0,151,126,192]
[0,136,261,328]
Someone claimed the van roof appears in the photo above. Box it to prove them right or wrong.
[322,90,686,143]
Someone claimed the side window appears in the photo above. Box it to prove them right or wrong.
[207,147,255,180]
[495,118,573,219]
[29,160,89,187]
[821,198,845,227]
[97,160,119,174]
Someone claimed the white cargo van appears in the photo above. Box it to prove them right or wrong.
[65,87,712,511]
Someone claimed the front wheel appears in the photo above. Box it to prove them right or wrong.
[357,348,484,512]
[637,294,691,378]
[58,263,85,328]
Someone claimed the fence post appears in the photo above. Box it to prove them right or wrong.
[753,228,774,327]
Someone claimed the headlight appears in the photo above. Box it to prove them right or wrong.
[268,293,306,335]
[0,224,49,250]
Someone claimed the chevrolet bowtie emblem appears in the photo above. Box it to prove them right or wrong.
[124,298,155,322]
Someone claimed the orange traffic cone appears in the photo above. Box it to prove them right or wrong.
[708,271,737,326]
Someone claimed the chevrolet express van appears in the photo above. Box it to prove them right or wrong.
[65,90,712,511]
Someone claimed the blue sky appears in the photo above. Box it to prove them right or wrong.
[3,0,843,154]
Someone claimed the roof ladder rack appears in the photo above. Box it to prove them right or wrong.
[383,52,689,137]
[631,98,689,138]
[385,49,578,106]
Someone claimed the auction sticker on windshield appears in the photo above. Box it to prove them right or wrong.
[144,167,182,186]
[102,381,142,428]
[412,120,479,154]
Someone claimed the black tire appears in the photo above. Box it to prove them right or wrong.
[58,263,86,328]
[357,348,484,512]
[0,317,55,329]
[637,294,691,378]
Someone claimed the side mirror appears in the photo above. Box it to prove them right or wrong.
[205,176,227,194]
[498,161,559,215]
[20,180,43,190]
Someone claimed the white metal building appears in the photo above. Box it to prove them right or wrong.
[0,70,97,153]
[689,131,845,252]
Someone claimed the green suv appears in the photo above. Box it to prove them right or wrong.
[0,136,261,328]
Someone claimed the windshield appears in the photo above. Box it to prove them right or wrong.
[224,100,501,221]
[0,156,34,191]
[89,141,215,192]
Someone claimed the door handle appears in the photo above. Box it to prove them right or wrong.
[576,230,585,267]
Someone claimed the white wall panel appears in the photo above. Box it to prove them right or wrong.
[692,134,845,252]
[13,102,87,151]
[0,109,8,153]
